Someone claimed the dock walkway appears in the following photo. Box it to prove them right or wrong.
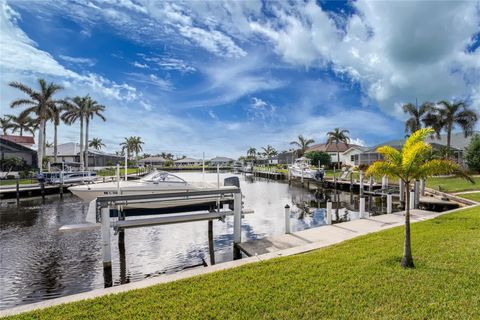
[238,209,444,256]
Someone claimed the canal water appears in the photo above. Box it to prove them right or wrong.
[0,171,395,310]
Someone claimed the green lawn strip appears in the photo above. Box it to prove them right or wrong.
[458,192,480,202]
[96,168,141,176]
[9,206,480,319]
[0,179,37,186]
[426,176,480,192]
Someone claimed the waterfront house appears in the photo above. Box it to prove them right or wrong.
[306,143,366,167]
[0,136,37,168]
[138,156,167,167]
[209,156,234,167]
[425,131,479,167]
[0,135,35,149]
[271,151,296,165]
[174,157,202,167]
[45,142,123,168]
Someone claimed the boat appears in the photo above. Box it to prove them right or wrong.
[242,162,253,173]
[288,157,318,179]
[39,162,97,184]
[69,170,239,210]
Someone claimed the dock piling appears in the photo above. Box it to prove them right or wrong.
[387,194,392,214]
[326,201,332,224]
[284,204,291,234]
[101,208,112,268]
[40,182,45,201]
[359,197,366,218]
[409,191,415,210]
[414,180,420,209]
[208,220,215,265]
[399,179,405,208]
[16,177,20,204]
[359,171,364,197]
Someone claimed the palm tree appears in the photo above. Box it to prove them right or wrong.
[402,101,433,135]
[247,147,257,159]
[120,136,144,160]
[326,128,350,169]
[83,97,106,170]
[89,138,106,150]
[366,128,471,268]
[290,135,315,156]
[62,96,88,168]
[5,114,35,136]
[0,115,13,135]
[261,145,278,164]
[47,103,68,163]
[9,79,65,169]
[424,100,478,158]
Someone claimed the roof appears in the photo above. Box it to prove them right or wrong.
[138,156,168,163]
[0,136,37,154]
[210,156,234,162]
[306,143,362,153]
[175,157,201,163]
[45,142,121,157]
[425,131,480,150]
[0,135,35,145]
[366,139,460,153]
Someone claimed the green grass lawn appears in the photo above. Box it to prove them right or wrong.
[0,179,37,186]
[9,206,480,319]
[96,168,142,176]
[458,192,480,202]
[426,176,480,192]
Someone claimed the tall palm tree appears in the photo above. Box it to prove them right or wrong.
[83,97,106,170]
[247,147,257,160]
[47,103,68,163]
[62,96,88,168]
[120,136,144,161]
[424,100,478,157]
[366,128,471,268]
[9,79,65,169]
[0,115,13,135]
[290,135,315,156]
[261,145,278,164]
[89,138,106,150]
[326,128,350,169]
[402,101,433,135]
[5,114,35,136]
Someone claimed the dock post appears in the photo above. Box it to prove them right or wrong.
[16,177,20,204]
[409,191,415,210]
[359,197,366,218]
[284,204,291,234]
[359,170,364,197]
[350,173,353,191]
[301,168,304,186]
[414,180,420,208]
[420,178,425,196]
[326,201,332,224]
[208,220,215,265]
[233,192,242,259]
[40,182,45,202]
[399,179,405,208]
[387,194,392,214]
[101,207,112,269]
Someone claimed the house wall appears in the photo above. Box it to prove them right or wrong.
[1,151,35,166]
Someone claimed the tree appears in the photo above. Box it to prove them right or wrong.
[120,136,144,160]
[62,96,88,169]
[402,101,433,135]
[89,138,106,150]
[424,100,478,158]
[465,134,480,173]
[261,145,277,164]
[9,79,65,169]
[290,135,315,156]
[305,151,331,167]
[5,114,35,136]
[83,97,106,170]
[47,103,68,163]
[366,128,472,268]
[0,115,13,134]
[247,147,257,160]
[326,128,350,169]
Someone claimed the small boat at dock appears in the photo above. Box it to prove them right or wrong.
[288,157,318,179]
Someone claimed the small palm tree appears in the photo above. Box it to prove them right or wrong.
[5,114,35,136]
[0,115,14,135]
[402,102,433,135]
[290,135,315,156]
[9,79,65,169]
[326,128,350,169]
[89,138,106,150]
[120,136,144,161]
[424,100,478,158]
[247,147,257,160]
[83,97,106,170]
[366,128,472,268]
[261,145,278,164]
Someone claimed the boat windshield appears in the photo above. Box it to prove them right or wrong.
[139,171,187,184]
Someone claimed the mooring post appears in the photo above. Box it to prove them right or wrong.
[233,192,242,259]
[326,201,332,224]
[16,177,20,204]
[420,178,426,196]
[208,220,215,265]
[40,182,45,201]
[409,191,415,210]
[387,194,392,214]
[284,204,291,234]
[359,170,364,197]
[414,180,420,208]
[350,173,353,191]
[399,179,405,208]
[301,168,304,185]
[101,207,112,269]
[359,197,366,218]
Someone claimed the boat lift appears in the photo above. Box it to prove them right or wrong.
[60,187,253,273]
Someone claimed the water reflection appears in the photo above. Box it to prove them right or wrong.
[0,171,398,309]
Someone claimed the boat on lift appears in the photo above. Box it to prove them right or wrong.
[69,170,239,210]
[288,157,318,179]
[39,162,97,184]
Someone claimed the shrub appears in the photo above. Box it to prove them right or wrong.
[305,151,331,167]
[465,134,480,173]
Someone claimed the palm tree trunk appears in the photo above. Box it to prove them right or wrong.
[53,124,58,163]
[37,119,45,170]
[85,118,89,170]
[446,124,452,160]
[401,182,415,268]
[79,117,84,169]
[43,124,46,158]
[20,128,23,136]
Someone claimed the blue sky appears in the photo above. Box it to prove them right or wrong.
[1,0,479,158]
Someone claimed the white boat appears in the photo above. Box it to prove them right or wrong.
[40,171,97,184]
[242,162,253,173]
[288,157,317,179]
[69,171,238,209]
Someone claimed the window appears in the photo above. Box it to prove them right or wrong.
[350,155,354,162]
